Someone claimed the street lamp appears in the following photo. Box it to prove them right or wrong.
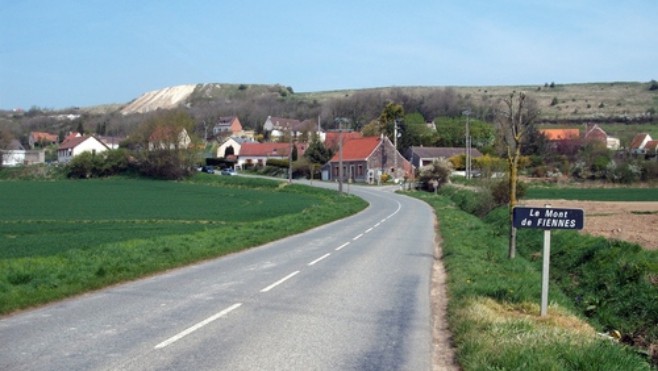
[462,110,472,180]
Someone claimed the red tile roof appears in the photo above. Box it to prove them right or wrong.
[329,136,381,162]
[239,142,306,157]
[58,135,107,150]
[30,131,58,142]
[584,124,607,142]
[540,129,580,141]
[324,131,363,151]
[630,133,651,149]
[645,140,658,153]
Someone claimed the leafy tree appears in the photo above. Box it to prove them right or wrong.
[434,116,495,149]
[304,132,332,165]
[360,120,380,137]
[396,112,437,151]
[473,154,507,178]
[291,144,298,162]
[377,102,404,141]
[496,91,539,258]
[130,109,200,180]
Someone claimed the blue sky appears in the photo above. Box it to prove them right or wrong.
[1,0,656,109]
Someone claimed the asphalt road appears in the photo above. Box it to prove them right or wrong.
[0,182,436,370]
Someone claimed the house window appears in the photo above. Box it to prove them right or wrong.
[357,165,363,176]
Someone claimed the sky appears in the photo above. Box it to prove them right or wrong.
[1,0,657,110]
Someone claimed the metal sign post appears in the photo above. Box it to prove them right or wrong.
[513,205,585,316]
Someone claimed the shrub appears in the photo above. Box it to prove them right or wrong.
[418,158,452,191]
[135,149,195,180]
[489,177,527,205]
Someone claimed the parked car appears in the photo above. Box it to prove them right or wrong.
[221,168,236,176]
[200,165,215,174]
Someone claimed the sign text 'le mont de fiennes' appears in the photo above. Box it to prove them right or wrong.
[513,206,584,230]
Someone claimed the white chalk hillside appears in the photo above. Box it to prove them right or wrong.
[120,84,197,115]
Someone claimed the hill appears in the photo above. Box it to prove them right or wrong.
[115,81,657,124]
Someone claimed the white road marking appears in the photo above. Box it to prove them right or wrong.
[374,222,381,227]
[364,227,373,233]
[335,242,350,251]
[260,271,300,293]
[353,233,364,241]
[155,303,242,349]
[308,253,331,266]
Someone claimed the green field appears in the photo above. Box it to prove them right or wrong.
[0,177,316,259]
[525,186,658,201]
[0,175,367,314]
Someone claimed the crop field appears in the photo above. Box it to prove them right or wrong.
[0,178,316,259]
[525,186,658,201]
[0,175,367,314]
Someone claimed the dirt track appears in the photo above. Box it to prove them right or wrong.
[525,200,658,250]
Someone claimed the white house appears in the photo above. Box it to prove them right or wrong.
[148,128,191,151]
[263,116,320,140]
[57,135,109,163]
[216,137,253,158]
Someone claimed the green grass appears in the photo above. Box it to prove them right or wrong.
[525,186,658,201]
[0,177,316,259]
[411,191,652,370]
[0,175,367,314]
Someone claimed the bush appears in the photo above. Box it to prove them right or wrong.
[418,158,452,191]
[641,161,658,181]
[489,177,527,205]
[439,186,496,217]
[66,152,105,178]
[135,149,195,180]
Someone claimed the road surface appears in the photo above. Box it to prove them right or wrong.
[0,183,437,370]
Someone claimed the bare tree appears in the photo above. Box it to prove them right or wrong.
[496,91,539,258]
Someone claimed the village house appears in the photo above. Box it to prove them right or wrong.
[28,131,58,149]
[325,136,412,184]
[57,135,109,163]
[212,116,243,139]
[237,142,307,169]
[148,128,191,151]
[323,131,363,152]
[216,136,254,159]
[406,146,483,169]
[263,116,320,140]
[97,135,125,150]
[583,124,620,150]
[629,133,658,159]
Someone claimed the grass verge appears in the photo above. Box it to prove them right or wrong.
[411,191,651,370]
[0,175,367,315]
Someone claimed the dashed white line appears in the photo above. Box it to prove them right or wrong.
[353,233,364,241]
[374,222,381,227]
[155,303,242,349]
[308,253,331,266]
[260,271,300,293]
[335,242,350,251]
[364,227,373,233]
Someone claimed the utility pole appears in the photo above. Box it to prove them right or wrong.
[338,119,344,193]
[288,125,293,183]
[394,120,398,181]
[463,110,472,180]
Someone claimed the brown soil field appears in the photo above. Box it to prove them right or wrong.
[525,199,658,250]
